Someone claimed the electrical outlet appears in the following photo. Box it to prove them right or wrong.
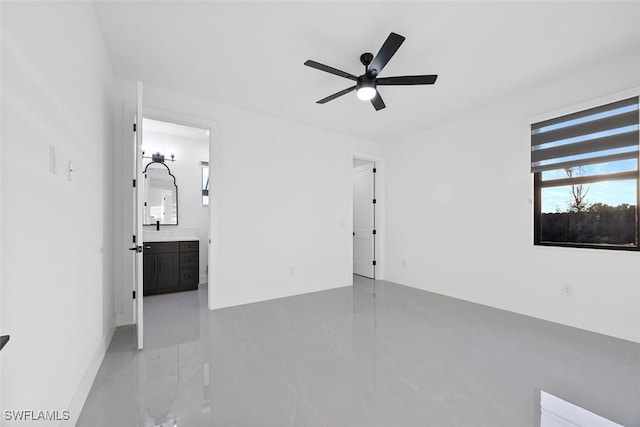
[561,284,574,296]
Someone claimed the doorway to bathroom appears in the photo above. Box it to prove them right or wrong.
[141,118,210,289]
[139,117,211,339]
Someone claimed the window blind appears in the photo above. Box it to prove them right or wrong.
[531,96,639,173]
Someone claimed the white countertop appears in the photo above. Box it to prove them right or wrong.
[143,227,198,242]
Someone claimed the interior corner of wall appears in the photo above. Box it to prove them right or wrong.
[115,312,132,327]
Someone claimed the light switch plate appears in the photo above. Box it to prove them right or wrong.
[49,145,57,174]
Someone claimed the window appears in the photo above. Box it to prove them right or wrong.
[201,161,209,206]
[539,391,622,427]
[531,96,639,250]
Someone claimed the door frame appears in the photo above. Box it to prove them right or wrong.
[118,103,219,329]
[134,82,144,349]
[351,152,385,281]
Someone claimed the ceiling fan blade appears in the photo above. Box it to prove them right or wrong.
[368,32,405,77]
[370,90,386,111]
[317,86,356,104]
[376,75,438,85]
[304,60,358,81]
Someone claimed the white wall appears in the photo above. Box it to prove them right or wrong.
[1,2,116,424]
[113,81,385,323]
[385,47,640,343]
[0,0,3,414]
[143,127,210,281]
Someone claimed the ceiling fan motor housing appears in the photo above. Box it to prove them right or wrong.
[356,76,376,91]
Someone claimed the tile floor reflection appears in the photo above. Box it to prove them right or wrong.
[78,277,640,426]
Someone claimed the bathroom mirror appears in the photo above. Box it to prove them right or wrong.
[143,162,178,225]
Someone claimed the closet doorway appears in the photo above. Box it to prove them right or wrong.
[353,157,376,279]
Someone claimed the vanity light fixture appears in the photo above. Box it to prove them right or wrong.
[142,151,176,163]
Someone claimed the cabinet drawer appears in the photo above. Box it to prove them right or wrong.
[144,242,179,254]
[180,252,198,268]
[180,269,199,286]
[180,241,199,252]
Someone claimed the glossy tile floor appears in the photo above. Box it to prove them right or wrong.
[78,277,640,426]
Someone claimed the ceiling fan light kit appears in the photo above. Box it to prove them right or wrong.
[304,32,438,111]
[356,79,376,101]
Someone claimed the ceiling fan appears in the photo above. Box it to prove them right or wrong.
[304,32,438,111]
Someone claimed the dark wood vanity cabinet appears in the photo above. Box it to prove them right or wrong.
[143,240,199,296]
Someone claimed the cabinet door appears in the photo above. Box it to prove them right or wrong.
[143,253,157,292]
[157,253,180,289]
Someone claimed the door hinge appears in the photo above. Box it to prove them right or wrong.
[132,235,136,244]
[133,291,136,299]
[133,123,137,132]
[372,260,377,266]
[372,198,377,204]
[373,168,377,173]
[133,179,136,188]
[372,229,377,235]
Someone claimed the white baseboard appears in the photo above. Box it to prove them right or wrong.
[60,326,116,426]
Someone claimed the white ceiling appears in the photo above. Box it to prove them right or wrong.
[144,118,210,140]
[93,1,640,143]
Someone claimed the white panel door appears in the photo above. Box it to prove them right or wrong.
[353,163,375,278]
[133,82,144,350]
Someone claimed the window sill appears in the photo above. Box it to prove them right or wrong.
[533,242,639,253]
